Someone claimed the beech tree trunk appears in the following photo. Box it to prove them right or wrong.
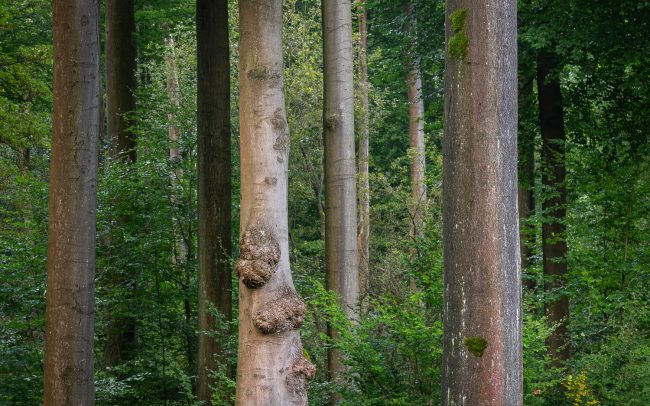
[44,1,100,403]
[537,50,570,365]
[196,0,232,403]
[106,0,136,162]
[323,0,359,385]
[405,0,426,244]
[103,0,138,369]
[357,0,370,313]
[235,1,315,404]
[442,1,522,405]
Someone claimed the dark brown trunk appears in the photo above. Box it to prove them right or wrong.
[106,0,137,162]
[518,74,536,291]
[196,0,232,403]
[442,1,523,404]
[537,50,570,365]
[103,0,138,369]
[44,1,100,403]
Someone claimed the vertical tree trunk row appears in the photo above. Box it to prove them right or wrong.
[356,0,370,312]
[323,0,359,385]
[235,1,314,404]
[442,1,522,404]
[196,0,232,403]
[537,50,570,365]
[44,1,100,403]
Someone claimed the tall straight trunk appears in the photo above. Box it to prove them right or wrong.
[164,27,195,379]
[357,0,370,311]
[404,0,426,244]
[442,2,522,405]
[518,74,536,290]
[537,50,569,365]
[44,0,100,403]
[103,0,138,369]
[235,1,315,404]
[196,0,232,403]
[106,0,137,162]
[323,0,358,384]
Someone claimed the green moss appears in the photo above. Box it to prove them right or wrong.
[464,336,488,357]
[448,9,469,61]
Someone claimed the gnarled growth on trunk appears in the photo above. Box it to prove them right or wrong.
[235,1,314,404]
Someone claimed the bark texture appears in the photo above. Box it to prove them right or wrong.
[44,1,100,404]
[405,0,426,244]
[537,50,570,365]
[196,1,232,403]
[323,0,358,383]
[442,1,523,405]
[235,1,314,404]
[106,0,136,162]
[356,0,370,312]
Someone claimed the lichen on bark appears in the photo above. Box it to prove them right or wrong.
[464,336,488,357]
[236,223,280,288]
[448,8,469,61]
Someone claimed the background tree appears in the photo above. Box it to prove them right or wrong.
[103,0,139,369]
[537,50,570,365]
[357,0,370,313]
[323,0,358,387]
[44,0,100,403]
[196,0,232,403]
[441,1,522,404]
[235,0,315,404]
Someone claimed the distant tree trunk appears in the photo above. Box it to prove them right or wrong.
[518,74,536,291]
[106,0,137,162]
[357,0,370,312]
[196,0,232,403]
[235,1,315,404]
[103,0,138,369]
[537,50,570,365]
[442,1,522,405]
[323,0,358,385]
[404,0,426,245]
[163,27,196,381]
[404,0,426,294]
[44,1,100,404]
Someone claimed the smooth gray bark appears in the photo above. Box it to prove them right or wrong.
[235,1,314,404]
[196,0,232,403]
[405,0,426,245]
[44,0,100,403]
[322,0,358,384]
[442,1,523,405]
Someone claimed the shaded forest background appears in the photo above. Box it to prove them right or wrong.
[1,0,649,404]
